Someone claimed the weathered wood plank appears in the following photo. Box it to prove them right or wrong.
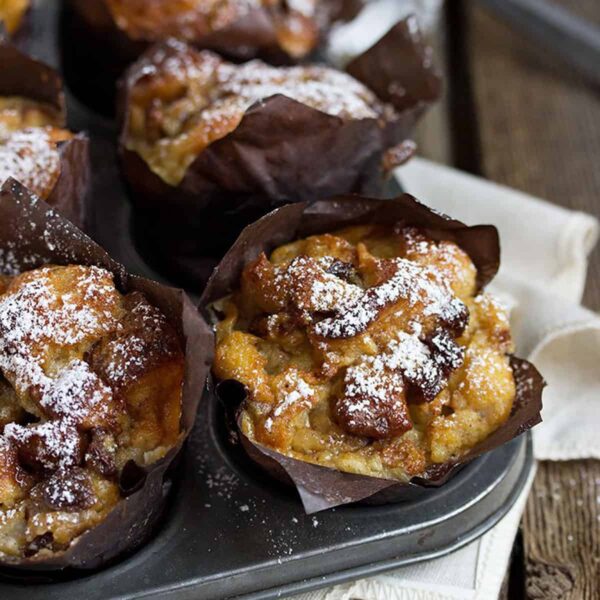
[466,0,600,310]
[523,461,600,600]
[463,2,600,598]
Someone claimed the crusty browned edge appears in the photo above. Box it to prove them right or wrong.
[116,20,442,288]
[0,178,212,571]
[201,194,544,513]
[0,34,90,229]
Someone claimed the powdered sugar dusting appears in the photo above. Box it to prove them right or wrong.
[39,359,113,425]
[0,128,61,198]
[265,371,315,432]
[211,60,384,120]
[312,258,466,339]
[277,256,363,320]
[0,266,119,397]
[143,39,390,124]
[4,419,81,469]
[345,330,463,405]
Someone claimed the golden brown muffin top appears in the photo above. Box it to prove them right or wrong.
[0,97,72,200]
[125,40,396,185]
[213,225,516,481]
[0,0,29,35]
[0,265,184,559]
[106,0,321,58]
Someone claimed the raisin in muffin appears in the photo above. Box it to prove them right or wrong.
[0,264,184,559]
[213,225,517,482]
[123,39,398,187]
[0,97,73,200]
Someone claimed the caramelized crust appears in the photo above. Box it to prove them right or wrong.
[0,0,29,35]
[0,265,184,559]
[0,97,72,200]
[214,225,516,481]
[106,0,321,58]
[125,40,396,185]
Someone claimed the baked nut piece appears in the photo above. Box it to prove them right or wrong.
[0,97,73,200]
[0,0,29,35]
[0,264,184,559]
[123,40,398,186]
[213,225,517,481]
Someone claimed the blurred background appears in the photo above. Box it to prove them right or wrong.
[408,0,600,307]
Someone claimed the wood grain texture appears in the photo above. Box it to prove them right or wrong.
[523,461,600,600]
[466,0,600,310]
[462,2,600,598]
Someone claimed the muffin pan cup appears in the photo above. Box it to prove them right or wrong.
[0,2,540,597]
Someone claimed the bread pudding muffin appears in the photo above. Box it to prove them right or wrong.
[123,40,398,187]
[118,25,439,286]
[0,264,184,560]
[205,195,543,510]
[213,226,517,480]
[105,0,327,60]
[0,178,209,568]
[0,0,29,35]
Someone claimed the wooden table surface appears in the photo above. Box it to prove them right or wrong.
[416,1,600,598]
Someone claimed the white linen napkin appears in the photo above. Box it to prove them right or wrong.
[292,158,600,600]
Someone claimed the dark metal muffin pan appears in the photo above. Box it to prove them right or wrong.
[0,2,534,598]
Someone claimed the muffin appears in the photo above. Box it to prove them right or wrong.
[0,178,209,569]
[123,41,399,189]
[204,195,543,510]
[0,264,184,560]
[0,36,89,227]
[0,0,29,36]
[119,22,440,286]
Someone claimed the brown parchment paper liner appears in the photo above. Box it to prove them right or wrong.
[117,17,442,288]
[201,194,544,514]
[347,17,442,145]
[0,179,212,571]
[0,34,90,229]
